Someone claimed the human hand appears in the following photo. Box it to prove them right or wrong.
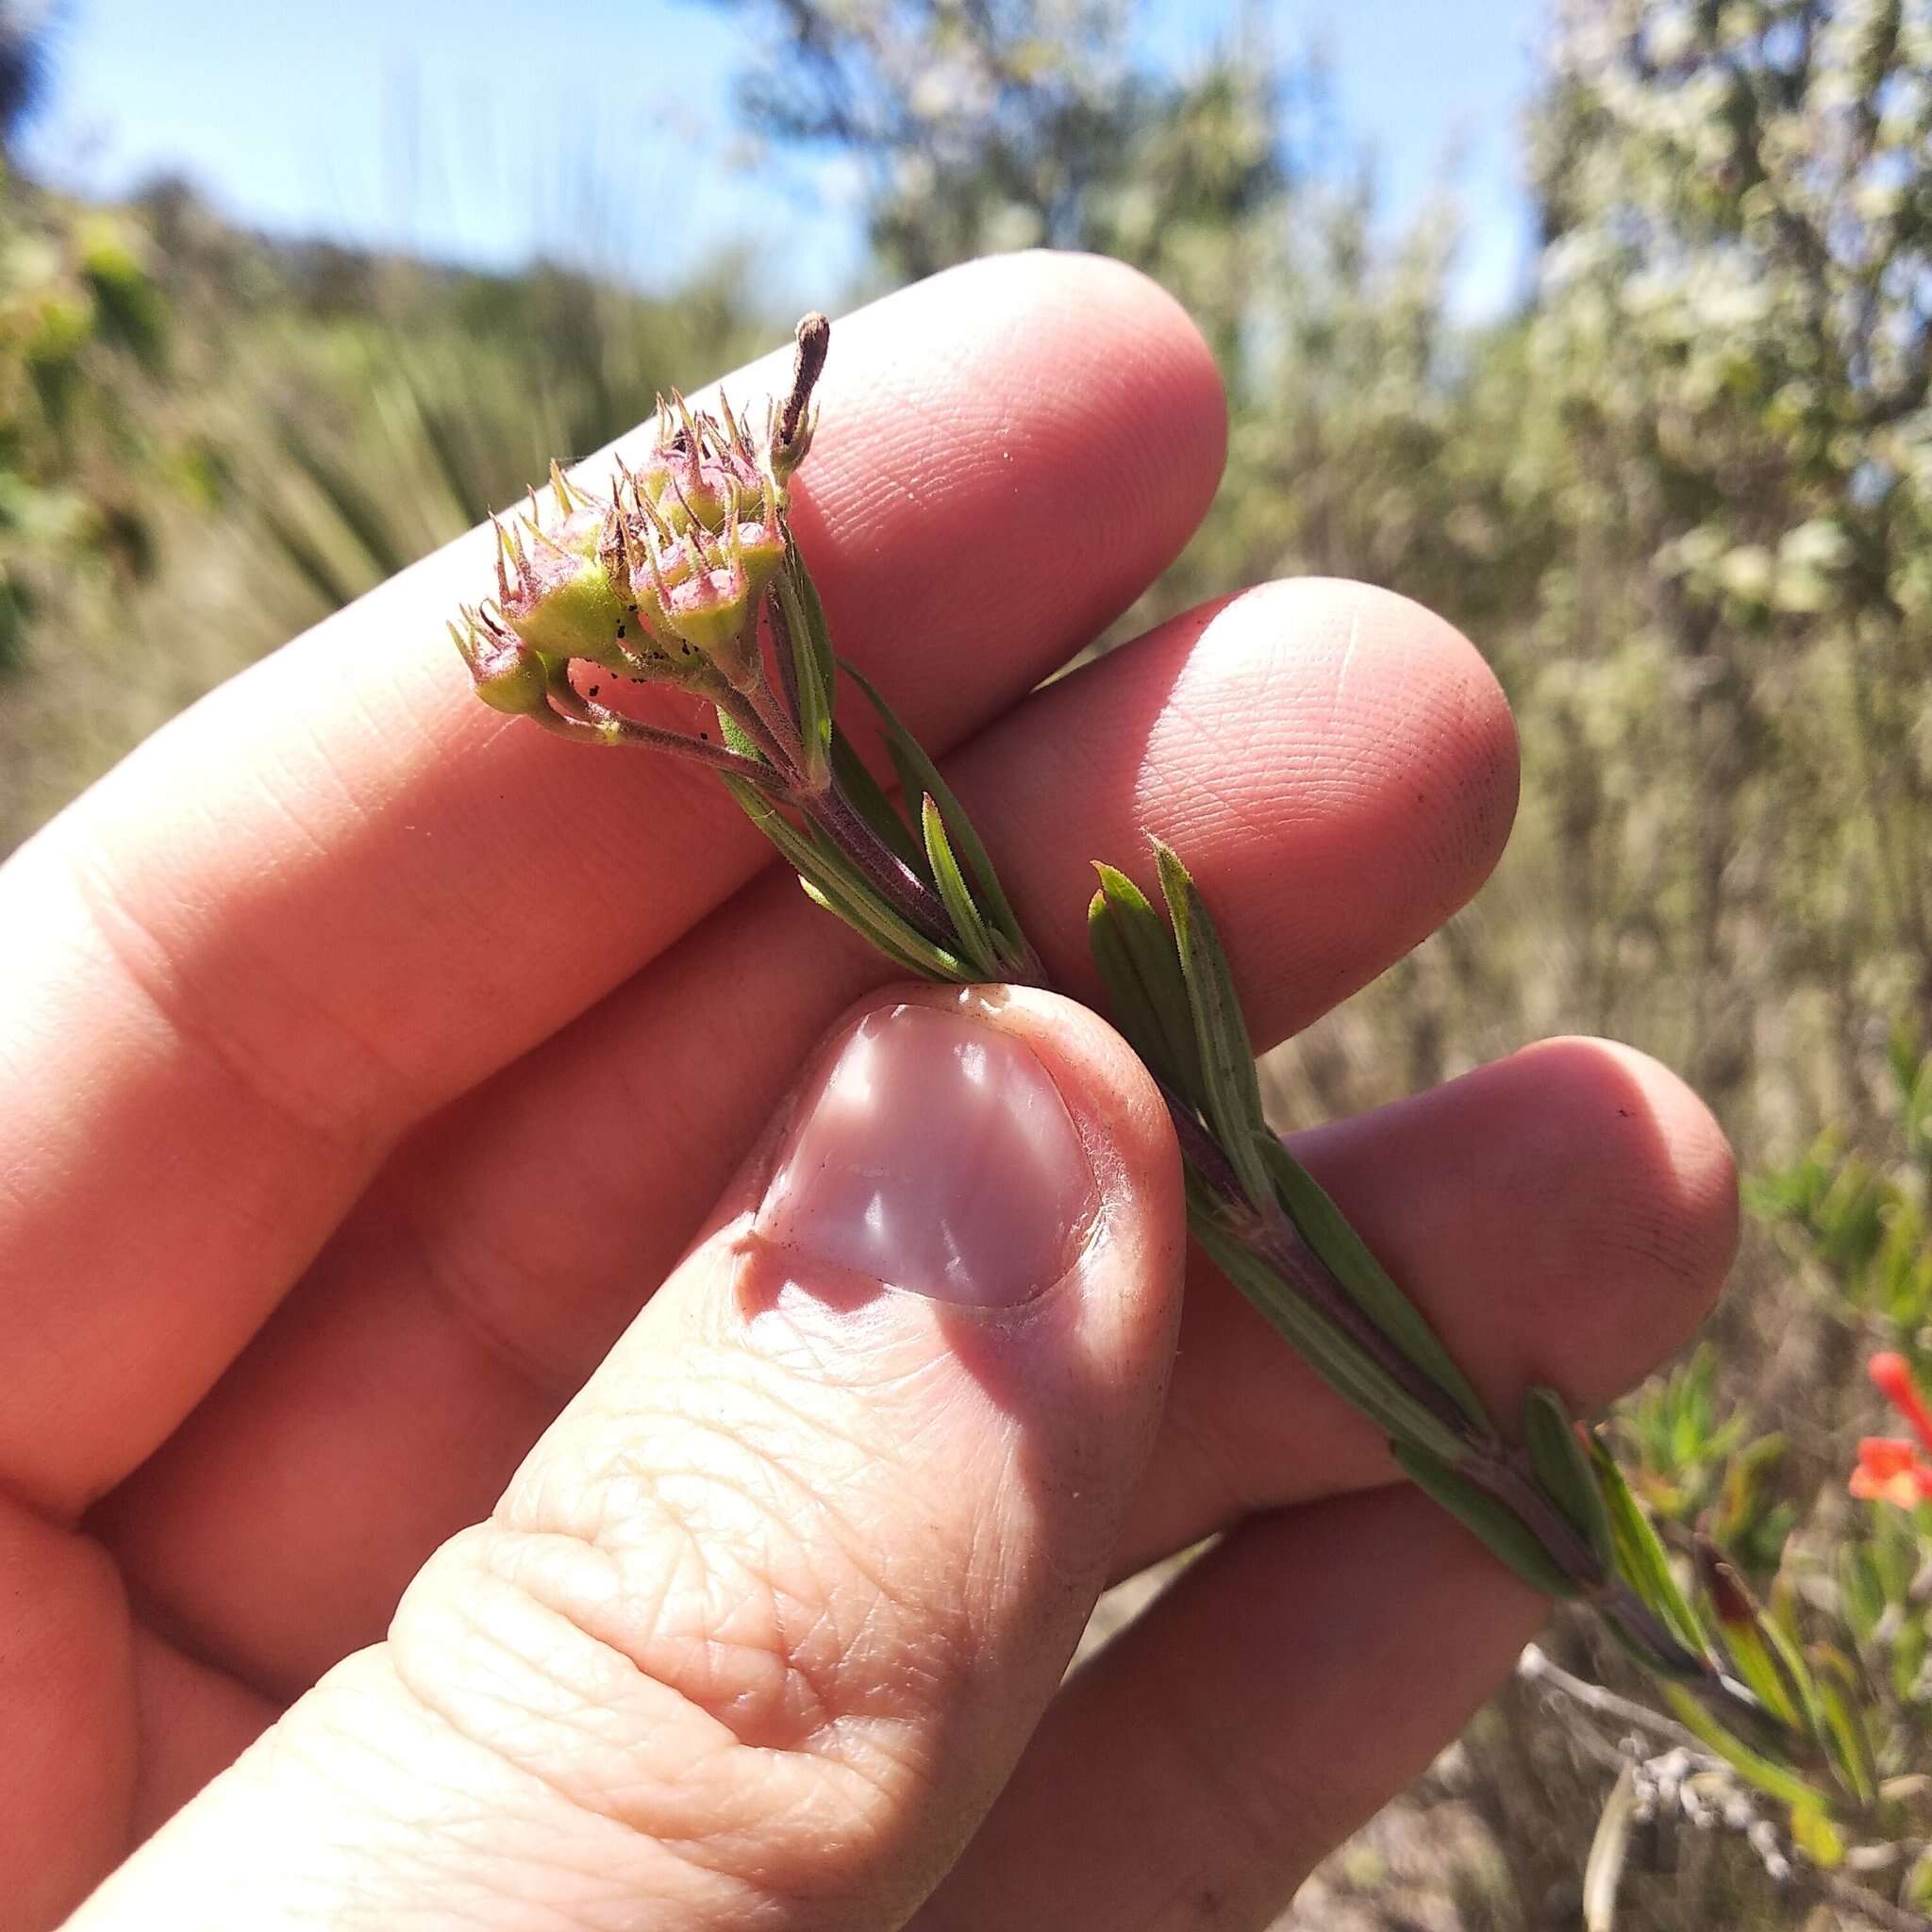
[0,254,1738,1931]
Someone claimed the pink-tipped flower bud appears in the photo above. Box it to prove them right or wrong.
[609,461,790,689]
[633,528,758,688]
[634,391,783,541]
[661,551,756,658]
[450,604,553,716]
[492,473,627,664]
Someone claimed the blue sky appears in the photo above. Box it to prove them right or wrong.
[22,0,1546,317]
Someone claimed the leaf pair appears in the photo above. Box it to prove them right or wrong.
[773,542,834,791]
[1089,841,1493,1440]
[837,660,1036,979]
[722,774,975,981]
[724,550,1037,984]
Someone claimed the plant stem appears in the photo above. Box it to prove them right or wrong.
[538,690,788,789]
[1158,1072,1776,1727]
[739,661,812,777]
[712,671,956,944]
[802,780,957,941]
[1241,1179,1480,1443]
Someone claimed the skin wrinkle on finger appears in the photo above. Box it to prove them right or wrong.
[95,579,1530,1691]
[72,990,1186,1932]
[0,251,1227,1518]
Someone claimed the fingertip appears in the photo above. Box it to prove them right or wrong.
[991,247,1231,525]
[1524,1034,1740,1360]
[795,253,1227,690]
[921,248,1229,474]
[1102,576,1520,1029]
[1322,1033,1738,1416]
[1270,575,1520,897]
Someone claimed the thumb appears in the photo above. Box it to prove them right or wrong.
[71,987,1186,1932]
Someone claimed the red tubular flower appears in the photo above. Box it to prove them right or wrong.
[1869,1351,1932,1452]
[1851,1436,1932,1507]
[1850,1353,1932,1506]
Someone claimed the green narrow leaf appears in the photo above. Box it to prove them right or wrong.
[1523,1387,1615,1567]
[1810,1647,1879,1808]
[1260,1136,1492,1433]
[717,707,766,763]
[795,878,942,979]
[843,659,1030,965]
[1090,888,1167,1083]
[775,558,832,783]
[1153,839,1272,1210]
[828,724,925,874]
[1661,1684,1831,1813]
[1790,1798,1846,1871]
[1088,862,1206,1105]
[1700,1549,1807,1735]
[1191,1208,1471,1466]
[1756,1596,1830,1754]
[785,539,836,698]
[922,794,1000,977]
[1583,1764,1637,1932]
[1600,1609,1702,1679]
[1839,1543,1884,1644]
[722,776,972,980]
[1391,1440,1579,1598]
[793,616,833,778]
[1588,1435,1707,1657]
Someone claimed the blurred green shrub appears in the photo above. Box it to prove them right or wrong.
[0,181,771,850]
[0,169,173,671]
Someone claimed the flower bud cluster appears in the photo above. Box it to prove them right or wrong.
[452,314,829,723]
[452,386,809,711]
[600,394,792,689]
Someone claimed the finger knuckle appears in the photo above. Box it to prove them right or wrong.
[383,1369,945,1903]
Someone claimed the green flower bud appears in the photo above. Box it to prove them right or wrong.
[493,473,627,664]
[632,533,755,687]
[634,475,798,688]
[736,515,787,602]
[450,604,554,716]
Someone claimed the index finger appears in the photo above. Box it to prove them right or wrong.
[0,251,1227,1515]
